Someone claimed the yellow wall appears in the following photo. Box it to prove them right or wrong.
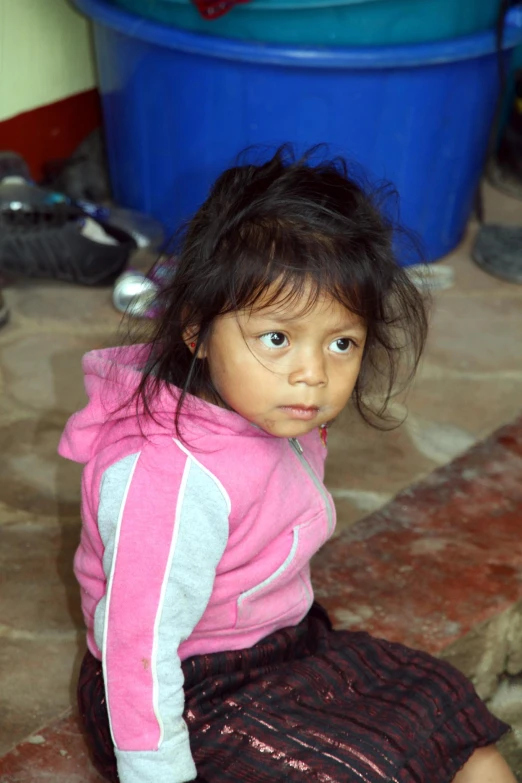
[0,0,97,122]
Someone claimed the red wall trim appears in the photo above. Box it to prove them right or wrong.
[0,89,102,181]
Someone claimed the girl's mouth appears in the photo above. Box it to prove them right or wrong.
[279,405,320,421]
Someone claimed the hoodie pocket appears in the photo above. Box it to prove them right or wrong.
[235,520,318,631]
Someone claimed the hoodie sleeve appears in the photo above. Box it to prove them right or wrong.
[92,437,230,783]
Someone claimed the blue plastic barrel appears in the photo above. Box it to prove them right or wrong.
[75,0,522,263]
[110,0,504,47]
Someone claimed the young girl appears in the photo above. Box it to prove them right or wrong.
[59,149,514,783]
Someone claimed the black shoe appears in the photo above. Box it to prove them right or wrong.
[0,211,135,285]
[0,177,135,285]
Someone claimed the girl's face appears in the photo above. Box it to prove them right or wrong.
[198,282,367,438]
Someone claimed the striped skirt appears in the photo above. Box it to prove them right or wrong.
[78,603,508,782]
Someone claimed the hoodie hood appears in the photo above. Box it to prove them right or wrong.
[58,344,269,465]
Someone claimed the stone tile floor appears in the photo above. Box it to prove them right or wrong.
[1,181,522,774]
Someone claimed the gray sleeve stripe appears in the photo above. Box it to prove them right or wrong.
[150,456,191,745]
[96,451,141,748]
[172,437,231,514]
[151,456,229,750]
[94,452,141,656]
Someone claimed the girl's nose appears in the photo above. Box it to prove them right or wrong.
[288,349,327,387]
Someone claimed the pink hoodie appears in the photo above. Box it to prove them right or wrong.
[59,345,336,783]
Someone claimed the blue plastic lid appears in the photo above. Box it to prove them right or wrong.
[135,0,387,9]
[75,0,522,68]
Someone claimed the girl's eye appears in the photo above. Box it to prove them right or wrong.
[259,332,289,349]
[330,338,353,354]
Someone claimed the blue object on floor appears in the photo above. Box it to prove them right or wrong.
[74,0,522,264]
[109,0,504,47]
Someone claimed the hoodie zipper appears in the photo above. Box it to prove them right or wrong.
[288,438,334,537]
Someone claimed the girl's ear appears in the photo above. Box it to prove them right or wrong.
[182,326,207,358]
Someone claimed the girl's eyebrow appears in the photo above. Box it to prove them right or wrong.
[324,323,367,339]
[328,322,367,335]
[246,311,366,334]
[247,312,302,323]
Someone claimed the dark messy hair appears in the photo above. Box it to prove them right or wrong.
[137,146,428,431]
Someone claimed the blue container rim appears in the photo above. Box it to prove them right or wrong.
[126,0,391,9]
[75,0,522,68]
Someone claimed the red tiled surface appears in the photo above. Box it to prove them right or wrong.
[0,711,101,782]
[313,415,522,653]
[1,415,521,781]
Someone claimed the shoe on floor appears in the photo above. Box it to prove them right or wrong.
[0,175,135,286]
[472,225,522,284]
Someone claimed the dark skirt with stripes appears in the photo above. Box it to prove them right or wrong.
[77,603,508,783]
